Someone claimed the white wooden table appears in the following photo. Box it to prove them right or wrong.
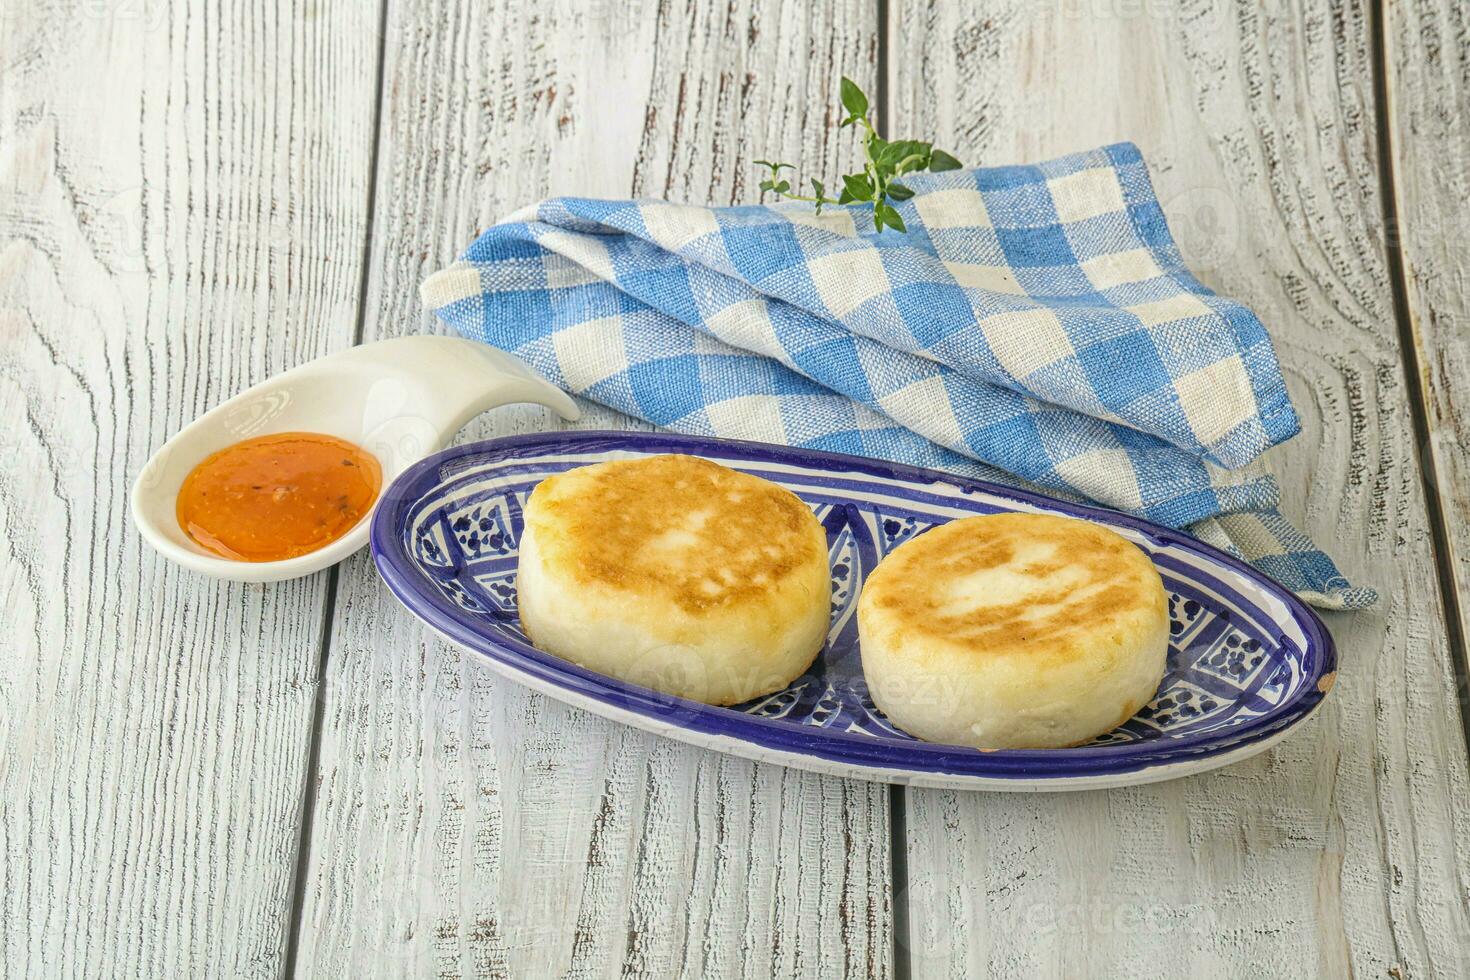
[5,1,1469,976]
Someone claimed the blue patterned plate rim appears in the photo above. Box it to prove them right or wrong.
[371,431,1336,782]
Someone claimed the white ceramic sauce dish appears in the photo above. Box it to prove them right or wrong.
[131,336,579,582]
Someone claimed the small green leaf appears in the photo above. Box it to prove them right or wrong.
[886,181,914,201]
[759,179,775,192]
[754,159,775,169]
[773,180,790,194]
[894,143,930,172]
[839,76,869,119]
[881,140,926,171]
[928,149,962,172]
[867,135,889,163]
[875,202,906,232]
[811,178,825,198]
[837,188,855,205]
[841,172,873,201]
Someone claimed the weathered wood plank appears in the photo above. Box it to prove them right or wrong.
[291,2,893,976]
[0,2,379,976]
[891,2,1470,976]
[1386,0,1470,711]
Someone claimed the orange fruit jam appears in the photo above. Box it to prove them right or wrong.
[176,432,382,562]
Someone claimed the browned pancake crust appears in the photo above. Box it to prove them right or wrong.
[526,454,823,614]
[863,512,1164,659]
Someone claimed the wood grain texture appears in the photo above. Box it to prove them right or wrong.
[0,1,378,976]
[1386,0,1470,700]
[291,1,893,975]
[891,1,1470,976]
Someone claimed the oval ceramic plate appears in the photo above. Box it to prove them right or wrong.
[371,431,1335,791]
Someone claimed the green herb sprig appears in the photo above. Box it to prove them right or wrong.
[755,77,962,233]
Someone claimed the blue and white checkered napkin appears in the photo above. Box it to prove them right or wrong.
[422,143,1374,610]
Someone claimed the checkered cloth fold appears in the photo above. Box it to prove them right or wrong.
[423,143,1374,609]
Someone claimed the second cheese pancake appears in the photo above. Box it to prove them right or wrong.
[858,512,1169,750]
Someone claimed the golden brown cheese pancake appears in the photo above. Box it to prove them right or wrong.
[857,512,1168,749]
[517,454,830,705]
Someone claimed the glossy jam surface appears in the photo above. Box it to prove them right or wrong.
[176,432,382,562]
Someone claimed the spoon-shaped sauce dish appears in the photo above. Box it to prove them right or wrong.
[132,336,579,582]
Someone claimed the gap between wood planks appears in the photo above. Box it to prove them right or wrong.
[874,2,915,978]
[281,0,391,970]
[1371,0,1470,757]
